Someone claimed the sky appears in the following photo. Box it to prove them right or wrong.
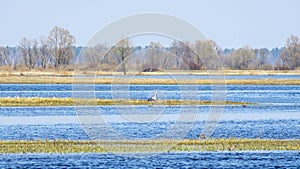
[1,0,300,49]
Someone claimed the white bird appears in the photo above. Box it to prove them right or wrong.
[199,134,206,139]
[147,91,157,102]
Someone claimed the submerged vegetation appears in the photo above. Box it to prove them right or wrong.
[0,139,299,153]
[0,97,248,107]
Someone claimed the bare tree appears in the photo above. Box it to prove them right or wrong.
[147,42,163,68]
[161,50,172,70]
[0,46,18,70]
[255,48,272,70]
[278,35,300,70]
[81,47,97,67]
[0,46,8,66]
[31,40,38,69]
[193,40,221,70]
[113,38,132,74]
[170,40,199,70]
[141,42,173,70]
[39,38,51,69]
[225,47,257,70]
[170,40,182,69]
[180,41,197,70]
[19,38,32,68]
[48,26,75,69]
[81,44,110,70]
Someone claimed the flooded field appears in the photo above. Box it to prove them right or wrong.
[0,77,299,168]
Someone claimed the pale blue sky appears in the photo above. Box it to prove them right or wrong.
[1,0,300,49]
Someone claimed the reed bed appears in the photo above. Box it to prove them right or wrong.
[0,97,247,107]
[0,139,299,153]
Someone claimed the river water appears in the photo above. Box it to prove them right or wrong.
[0,78,299,168]
[1,151,300,168]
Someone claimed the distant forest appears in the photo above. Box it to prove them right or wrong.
[1,26,299,72]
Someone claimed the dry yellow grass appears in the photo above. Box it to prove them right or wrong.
[0,139,299,153]
[0,69,299,84]
[0,97,247,106]
[0,75,300,84]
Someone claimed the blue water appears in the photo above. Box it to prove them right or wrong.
[0,119,299,140]
[0,83,299,140]
[0,103,299,117]
[1,84,300,104]
[0,82,299,168]
[1,152,300,168]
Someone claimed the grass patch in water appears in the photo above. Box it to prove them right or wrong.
[0,97,249,107]
[0,139,299,153]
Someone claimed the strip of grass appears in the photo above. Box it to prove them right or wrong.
[0,139,299,153]
[0,76,300,84]
[0,97,247,107]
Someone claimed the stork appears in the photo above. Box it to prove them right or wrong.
[199,134,206,139]
[147,91,157,105]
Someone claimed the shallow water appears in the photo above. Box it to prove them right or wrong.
[0,82,299,167]
[1,84,300,104]
[0,83,299,140]
[0,118,299,140]
[0,151,299,168]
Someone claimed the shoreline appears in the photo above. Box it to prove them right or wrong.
[1,70,300,76]
[0,70,299,85]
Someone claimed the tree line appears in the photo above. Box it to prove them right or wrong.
[0,26,299,72]
[0,26,75,70]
